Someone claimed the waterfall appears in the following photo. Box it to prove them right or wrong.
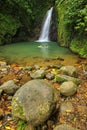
[37,7,53,42]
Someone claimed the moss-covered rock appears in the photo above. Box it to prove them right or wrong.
[12,79,56,126]
[55,74,80,85]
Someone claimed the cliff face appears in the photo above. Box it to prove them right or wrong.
[56,0,87,58]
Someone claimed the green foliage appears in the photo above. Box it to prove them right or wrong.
[0,13,20,45]
[17,120,26,130]
[55,0,71,46]
[55,75,67,83]
[56,0,87,36]
[55,0,87,58]
[65,0,87,35]
[70,39,87,58]
[0,0,53,44]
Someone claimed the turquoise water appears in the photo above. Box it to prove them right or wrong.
[0,42,79,65]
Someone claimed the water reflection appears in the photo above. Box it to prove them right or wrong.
[38,42,49,58]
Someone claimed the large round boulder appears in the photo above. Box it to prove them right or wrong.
[12,79,56,126]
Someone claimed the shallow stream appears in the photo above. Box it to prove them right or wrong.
[0,42,80,66]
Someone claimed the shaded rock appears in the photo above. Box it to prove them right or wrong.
[60,66,78,77]
[52,64,63,69]
[0,80,19,95]
[59,81,77,96]
[60,101,74,113]
[43,65,54,71]
[30,70,45,79]
[46,73,54,80]
[12,79,56,126]
[55,74,80,85]
[44,64,62,70]
[53,124,80,130]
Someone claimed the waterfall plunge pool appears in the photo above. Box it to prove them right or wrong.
[0,42,80,66]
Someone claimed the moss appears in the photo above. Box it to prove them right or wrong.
[55,75,67,83]
[12,97,26,120]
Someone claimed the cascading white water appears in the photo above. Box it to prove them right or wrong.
[37,7,53,42]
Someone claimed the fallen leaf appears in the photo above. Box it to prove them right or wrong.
[5,126,11,130]
[65,110,71,113]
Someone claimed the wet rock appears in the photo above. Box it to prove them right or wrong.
[53,124,80,130]
[60,101,74,113]
[12,79,56,126]
[46,73,54,80]
[30,70,45,79]
[0,80,20,95]
[59,81,77,96]
[55,74,80,85]
[60,66,78,77]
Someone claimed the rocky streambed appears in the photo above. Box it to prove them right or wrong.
[0,60,87,130]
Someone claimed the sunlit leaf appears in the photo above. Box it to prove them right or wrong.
[5,126,11,130]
